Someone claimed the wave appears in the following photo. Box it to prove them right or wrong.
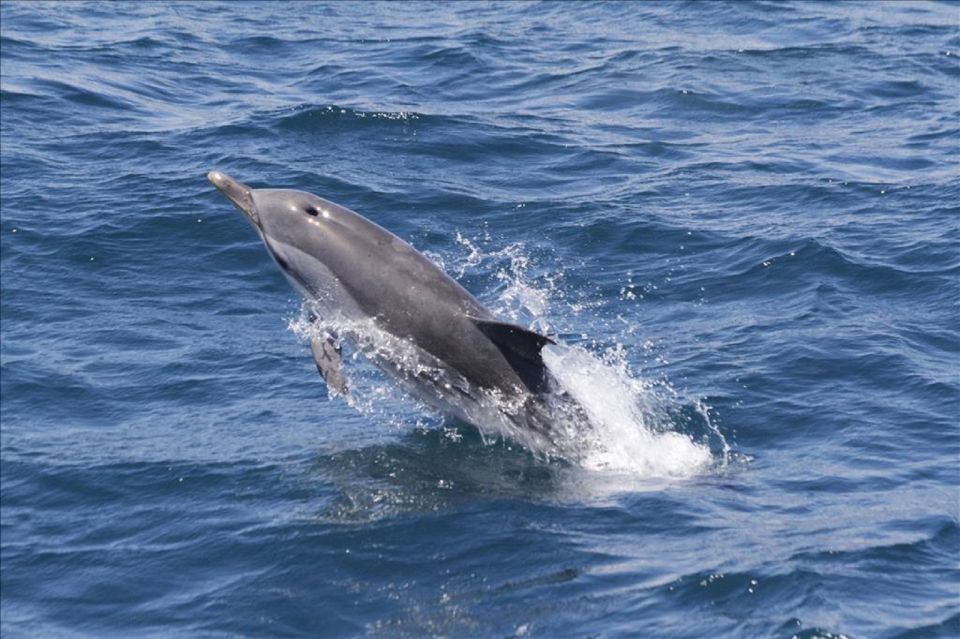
[270,104,426,131]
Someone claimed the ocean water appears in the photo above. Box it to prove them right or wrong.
[1,1,958,637]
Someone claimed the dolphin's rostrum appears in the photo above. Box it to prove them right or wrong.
[208,171,583,450]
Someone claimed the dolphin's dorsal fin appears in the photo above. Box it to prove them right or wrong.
[310,335,348,397]
[471,319,555,394]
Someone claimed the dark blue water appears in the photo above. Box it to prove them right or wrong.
[2,2,958,637]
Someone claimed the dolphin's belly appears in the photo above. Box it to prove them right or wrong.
[357,333,562,451]
[274,239,368,322]
[355,286,524,394]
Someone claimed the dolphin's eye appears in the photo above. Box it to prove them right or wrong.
[305,206,319,217]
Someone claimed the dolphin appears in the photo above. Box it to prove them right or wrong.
[208,171,583,450]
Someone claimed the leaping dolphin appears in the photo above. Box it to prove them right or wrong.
[208,171,584,451]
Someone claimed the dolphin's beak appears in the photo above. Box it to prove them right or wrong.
[208,171,259,228]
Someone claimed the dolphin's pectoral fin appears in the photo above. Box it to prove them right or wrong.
[471,319,555,394]
[310,335,348,397]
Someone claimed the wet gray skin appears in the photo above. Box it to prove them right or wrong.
[208,171,557,414]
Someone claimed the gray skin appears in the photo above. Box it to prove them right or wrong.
[208,171,565,437]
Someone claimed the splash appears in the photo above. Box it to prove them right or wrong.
[542,345,716,477]
[288,235,729,480]
[454,232,728,478]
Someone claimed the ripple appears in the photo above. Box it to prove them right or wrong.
[2,1,958,636]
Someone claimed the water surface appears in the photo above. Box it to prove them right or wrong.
[2,2,958,637]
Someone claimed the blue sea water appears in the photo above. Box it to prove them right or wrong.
[2,1,959,637]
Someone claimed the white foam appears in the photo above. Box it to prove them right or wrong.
[542,345,714,478]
